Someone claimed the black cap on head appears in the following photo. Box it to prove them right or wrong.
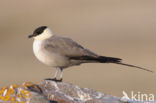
[33,26,47,35]
[28,26,47,38]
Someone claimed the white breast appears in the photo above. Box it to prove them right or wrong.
[33,40,42,55]
[33,40,69,67]
[33,40,51,66]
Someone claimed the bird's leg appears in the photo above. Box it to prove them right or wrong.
[53,67,59,79]
[45,68,63,82]
[59,68,63,82]
[45,68,59,81]
[50,68,63,82]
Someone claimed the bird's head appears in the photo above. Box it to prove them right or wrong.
[28,26,53,40]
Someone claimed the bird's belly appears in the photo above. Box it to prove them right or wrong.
[33,41,69,67]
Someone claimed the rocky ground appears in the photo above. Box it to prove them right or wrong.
[0,80,154,103]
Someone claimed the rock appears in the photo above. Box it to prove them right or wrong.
[0,80,155,103]
[38,80,123,103]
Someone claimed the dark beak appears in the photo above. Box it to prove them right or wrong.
[28,34,34,38]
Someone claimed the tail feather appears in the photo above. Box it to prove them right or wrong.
[69,56,121,63]
[114,62,153,73]
[96,56,153,73]
[97,56,121,63]
[69,55,153,73]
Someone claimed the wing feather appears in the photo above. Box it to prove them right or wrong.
[43,35,98,58]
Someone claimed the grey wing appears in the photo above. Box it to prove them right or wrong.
[43,35,98,58]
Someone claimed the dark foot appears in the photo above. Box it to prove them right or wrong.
[59,78,63,82]
[45,78,63,82]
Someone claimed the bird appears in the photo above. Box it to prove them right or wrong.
[28,26,153,82]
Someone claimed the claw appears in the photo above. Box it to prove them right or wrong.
[45,78,63,82]
[59,78,63,82]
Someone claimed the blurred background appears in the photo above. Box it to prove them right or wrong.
[0,0,156,97]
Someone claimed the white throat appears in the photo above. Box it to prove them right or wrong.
[34,28,53,40]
